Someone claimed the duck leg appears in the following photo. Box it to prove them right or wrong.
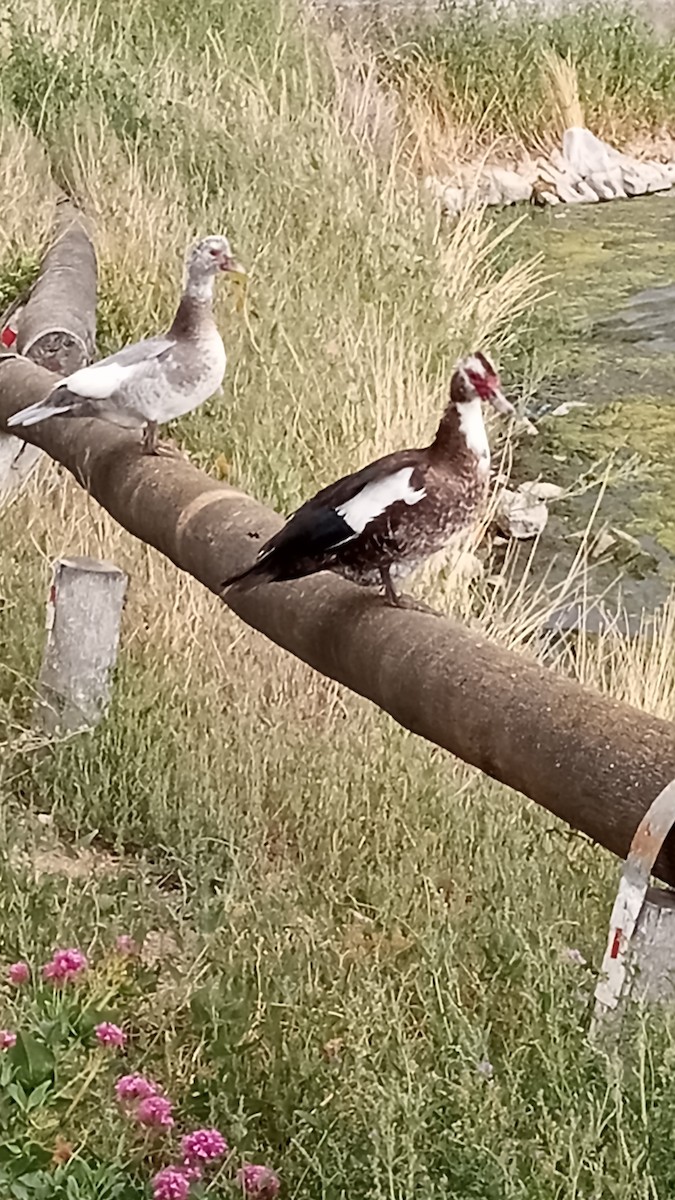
[141,421,160,456]
[141,421,186,459]
[379,566,440,617]
[380,565,402,607]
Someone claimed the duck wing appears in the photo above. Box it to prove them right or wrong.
[223,450,425,589]
[55,334,177,402]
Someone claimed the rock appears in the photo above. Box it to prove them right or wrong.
[549,400,588,417]
[496,488,549,540]
[542,602,642,639]
[518,480,564,502]
[488,166,533,206]
[426,124,674,222]
[590,529,616,559]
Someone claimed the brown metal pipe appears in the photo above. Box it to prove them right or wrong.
[2,354,675,884]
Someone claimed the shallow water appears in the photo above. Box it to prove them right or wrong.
[503,191,675,623]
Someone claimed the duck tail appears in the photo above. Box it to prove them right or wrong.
[220,555,277,595]
[7,387,74,429]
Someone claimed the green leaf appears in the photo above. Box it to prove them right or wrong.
[0,1144,23,1161]
[25,1080,53,1112]
[6,1081,28,1111]
[9,1034,55,1088]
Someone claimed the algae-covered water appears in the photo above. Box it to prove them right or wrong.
[503,191,675,622]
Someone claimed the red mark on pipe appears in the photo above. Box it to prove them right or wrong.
[610,928,622,959]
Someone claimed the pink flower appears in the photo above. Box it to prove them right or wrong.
[8,962,30,985]
[115,1073,158,1103]
[237,1164,281,1198]
[181,1127,228,1164]
[42,948,88,984]
[0,1030,16,1051]
[152,1166,191,1200]
[115,934,139,956]
[136,1094,174,1129]
[95,1022,126,1049]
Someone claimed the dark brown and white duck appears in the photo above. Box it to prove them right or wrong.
[7,234,246,455]
[222,351,514,607]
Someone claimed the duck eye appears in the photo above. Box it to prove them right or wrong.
[209,247,220,257]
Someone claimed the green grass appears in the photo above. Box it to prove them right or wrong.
[1,0,675,1197]
[371,1,675,153]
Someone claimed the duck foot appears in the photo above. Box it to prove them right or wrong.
[141,423,187,459]
[385,592,441,617]
[378,567,440,617]
[153,440,188,460]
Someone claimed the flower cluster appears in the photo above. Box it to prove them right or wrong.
[138,1095,175,1129]
[182,1128,228,1163]
[3,941,280,1199]
[42,948,88,985]
[95,1022,126,1049]
[150,1123,231,1199]
[152,1166,192,1200]
[116,1073,158,1103]
[8,961,30,986]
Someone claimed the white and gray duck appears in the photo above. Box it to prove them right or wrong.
[8,234,246,455]
[222,351,514,608]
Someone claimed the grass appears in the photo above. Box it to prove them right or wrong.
[368,1,675,168]
[0,0,675,1197]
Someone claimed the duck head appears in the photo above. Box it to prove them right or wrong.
[188,234,247,279]
[453,351,514,414]
[184,235,248,308]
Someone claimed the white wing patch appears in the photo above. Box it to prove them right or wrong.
[336,467,427,534]
[59,338,173,401]
[458,398,490,468]
[61,360,138,401]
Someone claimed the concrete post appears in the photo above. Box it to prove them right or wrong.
[591,778,675,1042]
[34,556,128,735]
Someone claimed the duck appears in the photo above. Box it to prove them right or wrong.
[221,351,514,608]
[7,234,246,455]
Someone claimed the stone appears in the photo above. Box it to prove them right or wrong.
[518,480,564,502]
[590,529,616,559]
[425,124,674,221]
[496,488,549,540]
[549,401,588,417]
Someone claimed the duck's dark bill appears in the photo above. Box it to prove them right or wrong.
[489,389,515,415]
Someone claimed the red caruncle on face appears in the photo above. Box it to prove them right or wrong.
[465,367,500,400]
